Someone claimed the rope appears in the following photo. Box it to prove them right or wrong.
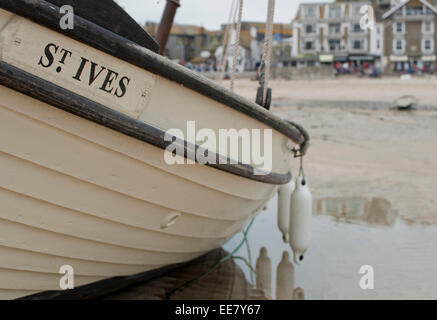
[232,256,257,274]
[216,0,237,83]
[299,155,307,185]
[245,237,254,283]
[165,217,256,299]
[261,0,275,99]
[230,0,244,91]
[217,0,238,84]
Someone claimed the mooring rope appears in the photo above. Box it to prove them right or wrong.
[165,217,256,299]
[230,0,244,91]
[245,236,254,283]
[216,0,237,83]
[261,0,276,100]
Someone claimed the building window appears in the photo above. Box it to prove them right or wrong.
[304,40,315,50]
[351,4,361,18]
[377,40,381,49]
[329,23,341,34]
[352,23,362,33]
[422,38,434,52]
[422,21,434,33]
[329,6,342,19]
[393,39,405,53]
[406,5,423,16]
[304,6,317,18]
[352,39,364,50]
[394,22,404,34]
[304,24,316,34]
[329,39,341,51]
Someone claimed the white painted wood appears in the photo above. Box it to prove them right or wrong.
[0,8,294,299]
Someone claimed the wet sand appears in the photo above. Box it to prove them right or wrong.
[232,77,437,225]
[231,76,437,107]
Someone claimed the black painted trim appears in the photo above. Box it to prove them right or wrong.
[0,61,291,184]
[0,0,309,151]
[19,257,194,300]
[44,0,160,52]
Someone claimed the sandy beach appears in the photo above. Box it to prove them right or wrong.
[232,77,437,107]
[231,77,437,225]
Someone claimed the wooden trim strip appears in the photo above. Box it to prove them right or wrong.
[0,61,291,184]
[0,0,309,150]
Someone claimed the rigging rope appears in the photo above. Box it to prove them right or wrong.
[216,0,237,83]
[230,0,244,91]
[261,0,275,100]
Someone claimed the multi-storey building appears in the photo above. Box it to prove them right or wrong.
[292,1,384,68]
[215,22,293,71]
[381,0,437,73]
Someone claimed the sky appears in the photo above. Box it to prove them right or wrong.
[116,0,333,30]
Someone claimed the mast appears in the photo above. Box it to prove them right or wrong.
[156,0,181,55]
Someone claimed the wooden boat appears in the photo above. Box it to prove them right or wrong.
[0,0,309,299]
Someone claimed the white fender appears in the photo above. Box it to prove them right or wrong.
[277,181,295,243]
[256,246,272,298]
[276,251,295,300]
[289,173,312,264]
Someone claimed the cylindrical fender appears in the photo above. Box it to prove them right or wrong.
[277,181,295,243]
[289,174,312,264]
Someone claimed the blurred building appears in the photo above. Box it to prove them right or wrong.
[291,0,437,74]
[145,21,292,72]
[291,1,384,68]
[381,0,437,74]
[215,22,293,72]
[144,22,210,63]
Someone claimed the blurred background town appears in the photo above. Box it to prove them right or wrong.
[140,0,437,80]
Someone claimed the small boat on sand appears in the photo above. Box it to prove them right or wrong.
[0,0,308,299]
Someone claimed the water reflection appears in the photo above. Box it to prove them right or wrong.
[225,194,437,300]
[276,251,298,300]
[105,248,266,300]
[254,247,305,300]
[314,197,398,227]
[255,247,272,299]
[108,194,437,300]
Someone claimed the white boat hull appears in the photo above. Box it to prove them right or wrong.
[0,85,281,299]
[0,3,307,299]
